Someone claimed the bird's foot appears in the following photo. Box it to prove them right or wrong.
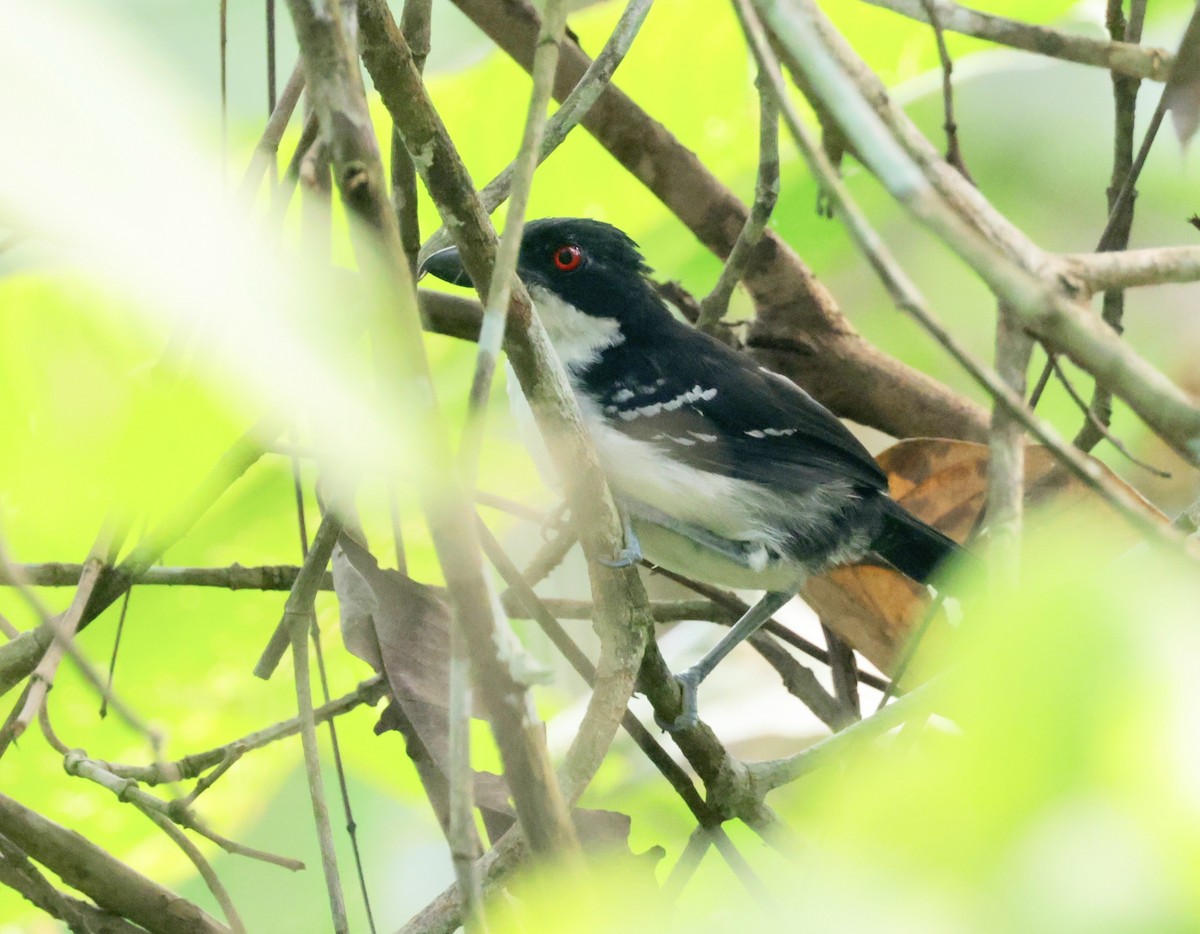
[598,511,643,568]
[655,666,703,733]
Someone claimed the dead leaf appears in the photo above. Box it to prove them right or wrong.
[803,439,1168,674]
[333,534,514,837]
[335,535,643,857]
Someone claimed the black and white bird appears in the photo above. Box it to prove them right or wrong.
[421,217,966,729]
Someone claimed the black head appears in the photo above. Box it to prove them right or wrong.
[419,217,668,334]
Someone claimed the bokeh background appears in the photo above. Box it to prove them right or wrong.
[2,0,1199,930]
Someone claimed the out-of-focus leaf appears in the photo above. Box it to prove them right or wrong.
[332,533,515,836]
[334,534,645,854]
[803,439,1168,673]
[1164,3,1200,144]
[373,700,515,840]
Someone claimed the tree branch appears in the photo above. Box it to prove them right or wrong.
[293,0,584,860]
[861,0,1171,82]
[449,0,990,443]
[0,793,227,934]
[757,0,1200,467]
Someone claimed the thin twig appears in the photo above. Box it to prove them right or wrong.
[919,0,973,182]
[1075,0,1150,452]
[421,0,656,258]
[696,69,780,333]
[237,60,306,202]
[4,561,332,591]
[290,613,348,932]
[821,624,861,719]
[96,677,386,786]
[660,827,712,902]
[12,531,111,742]
[475,490,547,524]
[860,0,1171,82]
[61,751,305,871]
[459,0,568,482]
[1052,356,1170,477]
[136,806,248,934]
[749,679,941,794]
[99,585,133,720]
[986,305,1032,586]
[254,511,343,679]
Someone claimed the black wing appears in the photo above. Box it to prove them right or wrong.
[577,316,888,494]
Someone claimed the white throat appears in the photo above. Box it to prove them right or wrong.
[528,284,624,371]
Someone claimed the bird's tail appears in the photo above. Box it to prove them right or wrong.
[871,499,969,585]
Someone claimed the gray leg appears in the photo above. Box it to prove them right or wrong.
[662,590,796,732]
[598,504,644,568]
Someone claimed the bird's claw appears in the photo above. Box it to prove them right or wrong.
[654,667,702,733]
[599,514,642,568]
[598,540,643,568]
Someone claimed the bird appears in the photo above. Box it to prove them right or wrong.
[420,217,967,730]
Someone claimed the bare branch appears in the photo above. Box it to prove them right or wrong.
[298,0,585,859]
[96,677,385,786]
[861,0,1171,82]
[449,0,990,442]
[238,60,306,202]
[11,531,110,742]
[1060,245,1200,290]
[735,0,1185,550]
[1051,356,1171,477]
[254,511,343,678]
[0,792,227,934]
[696,70,780,333]
[135,807,248,934]
[423,0,656,258]
[986,307,1033,585]
[0,834,147,934]
[756,0,1200,467]
[62,752,305,871]
[289,610,348,931]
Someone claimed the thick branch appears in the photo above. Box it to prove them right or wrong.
[0,793,226,934]
[1061,246,1200,290]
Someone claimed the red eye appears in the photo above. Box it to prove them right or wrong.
[553,244,583,271]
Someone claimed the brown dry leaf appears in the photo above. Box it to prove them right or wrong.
[802,439,1167,674]
[333,534,515,838]
[335,534,644,855]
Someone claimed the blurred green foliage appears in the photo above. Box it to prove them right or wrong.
[1,0,1198,930]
